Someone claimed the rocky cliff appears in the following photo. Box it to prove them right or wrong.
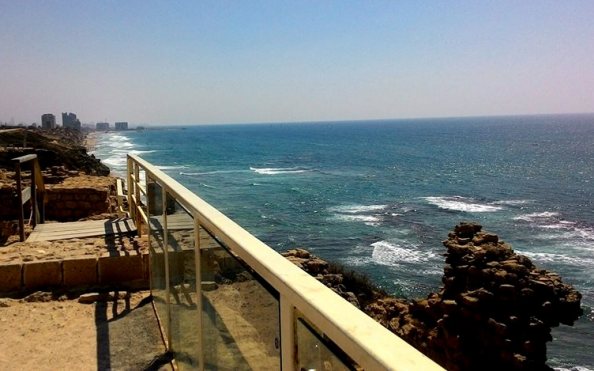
[284,222,583,371]
[0,128,109,176]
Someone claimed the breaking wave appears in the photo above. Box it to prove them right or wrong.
[371,240,436,266]
[250,166,310,175]
[328,204,387,214]
[328,204,388,226]
[423,196,503,212]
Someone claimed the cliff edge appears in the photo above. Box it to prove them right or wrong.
[0,128,109,176]
[284,222,583,370]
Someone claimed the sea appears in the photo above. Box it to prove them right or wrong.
[93,114,594,370]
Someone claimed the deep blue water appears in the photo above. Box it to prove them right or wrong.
[94,114,594,370]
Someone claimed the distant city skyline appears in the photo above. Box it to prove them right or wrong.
[1,1,593,125]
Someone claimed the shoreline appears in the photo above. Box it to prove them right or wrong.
[84,131,98,153]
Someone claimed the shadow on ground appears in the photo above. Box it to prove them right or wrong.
[95,292,171,370]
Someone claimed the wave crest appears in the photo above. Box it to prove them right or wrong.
[423,196,503,212]
[513,212,560,222]
[250,166,309,175]
[328,204,388,226]
[371,240,436,265]
[328,204,387,214]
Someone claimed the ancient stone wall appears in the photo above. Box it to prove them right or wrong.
[45,187,111,221]
[285,223,583,371]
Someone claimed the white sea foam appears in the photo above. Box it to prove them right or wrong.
[492,199,532,206]
[108,140,134,148]
[250,166,309,175]
[371,240,435,266]
[328,204,388,226]
[423,196,503,212]
[116,149,156,155]
[514,212,594,247]
[540,222,576,230]
[155,165,188,170]
[180,169,248,176]
[518,251,594,267]
[328,204,388,214]
[333,214,381,226]
[102,156,127,167]
[513,211,560,222]
[109,134,130,142]
[554,367,594,371]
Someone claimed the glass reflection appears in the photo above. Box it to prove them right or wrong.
[200,228,280,370]
[296,317,352,371]
[166,197,199,370]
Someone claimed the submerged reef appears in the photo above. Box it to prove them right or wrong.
[284,222,583,371]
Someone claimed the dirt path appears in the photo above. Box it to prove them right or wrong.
[0,291,169,370]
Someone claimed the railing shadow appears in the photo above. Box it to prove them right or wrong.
[95,292,168,370]
[103,219,137,257]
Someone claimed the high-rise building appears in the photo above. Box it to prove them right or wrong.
[62,112,81,130]
[96,122,110,131]
[41,114,56,129]
[115,122,128,130]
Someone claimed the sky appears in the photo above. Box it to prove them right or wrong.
[1,1,593,125]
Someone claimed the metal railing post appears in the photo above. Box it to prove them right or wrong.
[34,158,45,223]
[194,219,204,371]
[134,163,141,237]
[30,160,37,227]
[127,156,135,223]
[14,161,24,241]
[162,185,171,349]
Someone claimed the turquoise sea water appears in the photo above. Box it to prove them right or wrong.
[94,114,594,370]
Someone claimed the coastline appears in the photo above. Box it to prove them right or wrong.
[84,131,98,152]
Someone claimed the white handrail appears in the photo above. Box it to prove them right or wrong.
[128,154,443,371]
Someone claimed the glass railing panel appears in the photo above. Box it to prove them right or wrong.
[147,178,168,337]
[296,317,353,371]
[200,228,281,370]
[166,197,199,369]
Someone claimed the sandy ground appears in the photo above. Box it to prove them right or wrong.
[0,235,147,264]
[0,290,169,370]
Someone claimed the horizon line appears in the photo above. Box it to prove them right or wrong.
[131,111,594,127]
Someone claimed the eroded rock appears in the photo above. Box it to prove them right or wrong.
[284,223,583,371]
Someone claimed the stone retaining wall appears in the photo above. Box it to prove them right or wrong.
[0,183,113,221]
[0,251,149,294]
[45,187,111,220]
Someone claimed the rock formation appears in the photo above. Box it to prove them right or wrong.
[0,128,109,176]
[284,222,583,371]
[0,129,114,222]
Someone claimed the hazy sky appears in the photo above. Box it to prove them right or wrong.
[1,1,593,125]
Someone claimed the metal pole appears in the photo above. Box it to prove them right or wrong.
[14,161,24,241]
[127,156,135,223]
[194,219,204,371]
[162,186,171,349]
[30,161,37,227]
[134,163,141,237]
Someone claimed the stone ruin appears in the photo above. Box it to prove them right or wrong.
[284,222,583,371]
